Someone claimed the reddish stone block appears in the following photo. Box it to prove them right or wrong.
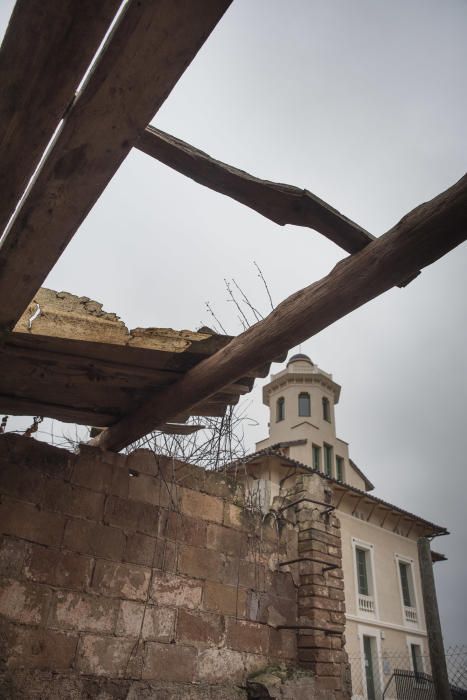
[24,544,92,590]
[270,570,296,600]
[0,578,50,625]
[123,532,156,567]
[237,559,266,591]
[63,518,125,559]
[115,600,145,637]
[158,510,207,548]
[0,536,29,577]
[91,560,150,601]
[76,634,137,677]
[150,571,202,610]
[0,497,66,547]
[153,538,177,573]
[256,593,296,627]
[178,488,223,524]
[176,608,223,647]
[104,495,159,536]
[72,453,112,492]
[196,648,245,683]
[203,581,246,617]
[226,618,268,655]
[142,642,197,682]
[49,590,118,632]
[7,625,78,669]
[269,627,297,660]
[42,479,104,521]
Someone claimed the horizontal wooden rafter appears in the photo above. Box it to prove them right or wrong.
[0,0,232,332]
[137,126,375,254]
[0,0,122,237]
[91,173,467,451]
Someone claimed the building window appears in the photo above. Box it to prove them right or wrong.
[312,444,321,471]
[276,397,285,422]
[336,456,344,481]
[324,443,333,476]
[322,396,331,422]
[398,559,418,623]
[353,540,376,615]
[410,643,423,677]
[298,392,311,417]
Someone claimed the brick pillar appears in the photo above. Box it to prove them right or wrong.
[292,474,351,698]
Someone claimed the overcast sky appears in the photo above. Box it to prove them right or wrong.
[1,1,466,645]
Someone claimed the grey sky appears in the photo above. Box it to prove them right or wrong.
[1,1,466,643]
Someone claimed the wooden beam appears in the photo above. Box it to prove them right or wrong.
[0,0,121,237]
[0,0,232,332]
[137,126,375,254]
[92,173,467,451]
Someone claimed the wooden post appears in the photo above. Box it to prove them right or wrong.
[417,537,452,700]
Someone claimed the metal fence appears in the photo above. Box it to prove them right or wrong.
[347,644,467,699]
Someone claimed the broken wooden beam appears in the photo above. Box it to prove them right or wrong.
[91,174,467,451]
[137,126,375,254]
[0,0,232,332]
[0,0,121,237]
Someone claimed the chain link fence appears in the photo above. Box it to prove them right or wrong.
[347,644,467,699]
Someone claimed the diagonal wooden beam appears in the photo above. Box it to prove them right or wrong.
[0,0,122,237]
[137,125,375,254]
[92,173,467,452]
[0,0,232,332]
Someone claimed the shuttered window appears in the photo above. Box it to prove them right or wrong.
[356,547,369,595]
[399,562,413,607]
[298,392,311,417]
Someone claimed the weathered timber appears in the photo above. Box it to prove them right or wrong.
[0,288,259,427]
[92,174,467,451]
[0,0,121,237]
[137,125,375,254]
[0,0,232,332]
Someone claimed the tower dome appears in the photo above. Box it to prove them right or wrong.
[287,353,314,366]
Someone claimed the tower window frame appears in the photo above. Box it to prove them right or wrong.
[312,444,321,471]
[322,396,331,422]
[336,455,344,482]
[324,443,333,476]
[298,392,311,417]
[276,396,285,422]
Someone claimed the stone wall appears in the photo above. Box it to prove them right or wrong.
[0,434,299,698]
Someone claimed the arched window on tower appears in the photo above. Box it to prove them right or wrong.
[276,397,285,422]
[322,396,331,422]
[298,392,311,417]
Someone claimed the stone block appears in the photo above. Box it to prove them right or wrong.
[206,523,244,557]
[142,642,197,682]
[203,581,246,617]
[48,591,118,632]
[76,634,137,677]
[123,532,157,567]
[177,543,225,582]
[129,473,177,509]
[150,571,202,610]
[72,453,113,492]
[63,519,125,559]
[0,578,50,625]
[0,536,29,577]
[0,497,66,547]
[92,560,151,601]
[256,593,295,627]
[0,462,45,504]
[195,648,245,683]
[176,608,223,647]
[179,488,223,524]
[268,627,297,660]
[142,605,175,642]
[24,544,92,590]
[226,619,268,655]
[116,600,145,637]
[42,480,104,521]
[269,570,296,600]
[6,625,78,669]
[126,449,159,477]
[0,434,73,480]
[237,559,266,591]
[104,495,159,536]
[153,538,177,573]
[158,510,207,548]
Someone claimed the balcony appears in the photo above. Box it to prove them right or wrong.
[358,593,375,614]
[404,605,418,623]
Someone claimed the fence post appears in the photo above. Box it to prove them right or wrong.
[417,537,452,700]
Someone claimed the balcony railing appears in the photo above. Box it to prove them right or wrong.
[358,593,375,614]
[404,605,418,623]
